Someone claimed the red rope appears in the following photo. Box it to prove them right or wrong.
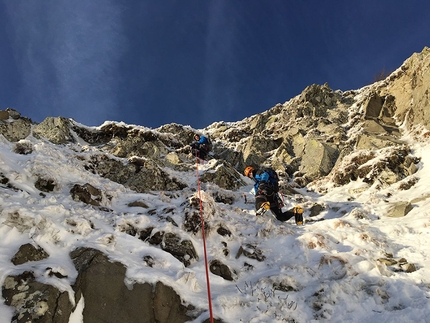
[195,156,214,323]
[279,192,285,204]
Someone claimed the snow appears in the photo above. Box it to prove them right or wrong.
[0,126,430,323]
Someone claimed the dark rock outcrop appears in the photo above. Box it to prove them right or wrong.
[11,243,50,265]
[2,271,72,323]
[70,183,103,206]
[70,248,194,323]
[2,247,196,323]
[33,117,74,144]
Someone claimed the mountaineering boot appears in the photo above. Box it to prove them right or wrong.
[293,206,304,225]
[256,201,270,216]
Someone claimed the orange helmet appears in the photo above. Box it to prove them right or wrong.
[244,166,254,177]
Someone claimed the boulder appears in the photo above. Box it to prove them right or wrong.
[70,248,193,323]
[33,117,74,144]
[379,46,430,130]
[35,176,57,192]
[209,259,235,281]
[355,134,400,150]
[70,183,103,206]
[0,118,32,142]
[87,154,187,193]
[199,160,246,190]
[11,243,49,265]
[161,233,199,267]
[6,108,22,119]
[242,134,279,166]
[0,110,9,120]
[299,139,339,181]
[363,92,384,119]
[385,201,413,218]
[13,141,33,155]
[2,271,72,323]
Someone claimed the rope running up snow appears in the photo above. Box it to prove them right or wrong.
[195,155,214,323]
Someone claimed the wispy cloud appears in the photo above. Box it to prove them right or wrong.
[202,1,239,125]
[4,0,125,125]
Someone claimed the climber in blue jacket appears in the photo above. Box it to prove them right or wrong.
[244,166,303,225]
[190,134,211,160]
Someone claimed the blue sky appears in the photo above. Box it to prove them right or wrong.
[0,1,429,129]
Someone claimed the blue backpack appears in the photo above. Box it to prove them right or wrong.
[255,167,279,193]
[198,135,212,152]
[204,136,213,151]
[264,168,279,191]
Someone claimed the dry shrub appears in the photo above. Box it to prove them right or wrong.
[331,151,376,185]
[333,220,351,229]
[354,249,364,256]
[14,141,33,155]
[373,68,393,82]
[350,208,369,220]
[318,254,347,268]
[359,233,382,247]
[398,177,418,190]
[308,241,317,249]
[423,221,430,228]
[406,124,430,142]
[360,233,369,241]
[306,233,327,249]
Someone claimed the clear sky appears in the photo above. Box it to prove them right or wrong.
[0,1,429,129]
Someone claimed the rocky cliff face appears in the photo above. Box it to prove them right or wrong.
[208,47,429,188]
[378,46,430,129]
[0,47,429,322]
